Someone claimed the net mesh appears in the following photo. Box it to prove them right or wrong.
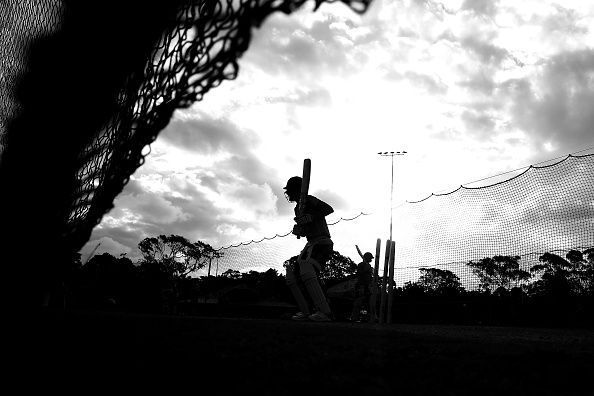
[0,0,63,153]
[0,0,372,266]
[210,153,594,292]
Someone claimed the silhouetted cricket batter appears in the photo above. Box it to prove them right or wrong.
[283,176,334,321]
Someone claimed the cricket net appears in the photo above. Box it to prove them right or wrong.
[0,0,372,299]
[209,152,594,293]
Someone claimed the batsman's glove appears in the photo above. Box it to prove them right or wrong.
[292,224,307,237]
[294,214,313,225]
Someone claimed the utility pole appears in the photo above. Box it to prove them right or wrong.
[83,242,102,265]
[377,151,407,241]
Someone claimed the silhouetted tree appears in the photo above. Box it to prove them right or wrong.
[196,268,289,303]
[282,250,356,283]
[530,252,572,297]
[319,251,356,281]
[221,269,241,279]
[241,270,263,282]
[78,252,137,307]
[254,268,288,300]
[467,255,531,293]
[138,234,220,279]
[529,249,594,297]
[583,248,594,294]
[137,258,173,312]
[566,248,594,295]
[262,268,279,278]
[417,268,465,297]
[400,281,425,298]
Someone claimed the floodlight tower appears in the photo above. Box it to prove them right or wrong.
[377,151,407,241]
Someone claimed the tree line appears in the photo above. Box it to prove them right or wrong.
[65,234,593,317]
[397,248,594,299]
[67,234,222,312]
[67,234,360,312]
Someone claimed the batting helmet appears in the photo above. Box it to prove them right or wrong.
[283,176,302,192]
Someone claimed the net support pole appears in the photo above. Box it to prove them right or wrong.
[387,240,396,324]
[204,256,213,303]
[369,238,381,323]
[379,239,391,324]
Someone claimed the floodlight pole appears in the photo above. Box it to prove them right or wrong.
[378,151,407,241]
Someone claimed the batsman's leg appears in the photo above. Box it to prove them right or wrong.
[300,258,331,315]
[286,265,310,315]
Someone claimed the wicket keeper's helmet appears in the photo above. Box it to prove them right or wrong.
[363,252,374,261]
[283,176,302,192]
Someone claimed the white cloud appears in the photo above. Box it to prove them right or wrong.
[501,49,594,155]
[81,0,594,273]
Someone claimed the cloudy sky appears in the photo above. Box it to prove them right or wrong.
[80,0,594,272]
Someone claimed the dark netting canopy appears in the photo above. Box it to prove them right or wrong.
[0,0,372,304]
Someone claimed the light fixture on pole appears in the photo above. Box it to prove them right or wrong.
[377,151,407,241]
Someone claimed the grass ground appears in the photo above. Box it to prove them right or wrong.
[13,308,594,395]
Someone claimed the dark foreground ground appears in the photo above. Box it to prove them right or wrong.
[12,308,594,395]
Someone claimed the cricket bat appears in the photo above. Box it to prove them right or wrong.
[296,158,311,239]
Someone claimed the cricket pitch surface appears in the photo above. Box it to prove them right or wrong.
[15,310,594,394]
